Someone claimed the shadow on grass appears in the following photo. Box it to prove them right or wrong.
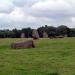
[47,72,58,75]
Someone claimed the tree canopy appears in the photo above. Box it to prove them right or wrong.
[0,25,75,38]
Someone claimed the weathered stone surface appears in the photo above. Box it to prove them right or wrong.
[20,33,25,38]
[11,40,35,49]
[43,32,48,38]
[32,29,39,40]
[56,35,64,38]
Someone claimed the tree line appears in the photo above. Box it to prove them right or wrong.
[0,25,75,38]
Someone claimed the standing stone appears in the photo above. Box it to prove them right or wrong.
[21,33,25,38]
[43,32,48,38]
[32,29,39,40]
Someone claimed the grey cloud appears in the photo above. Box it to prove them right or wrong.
[0,0,75,29]
[29,0,74,18]
[12,0,25,7]
[0,1,14,13]
[0,7,14,13]
[24,0,75,27]
[12,0,40,7]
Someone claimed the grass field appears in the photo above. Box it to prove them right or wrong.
[0,38,75,75]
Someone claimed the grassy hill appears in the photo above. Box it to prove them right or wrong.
[0,38,75,75]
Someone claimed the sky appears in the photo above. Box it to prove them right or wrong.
[0,0,75,29]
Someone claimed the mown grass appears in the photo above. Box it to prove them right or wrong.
[0,38,75,75]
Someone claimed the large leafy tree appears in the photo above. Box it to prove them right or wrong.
[56,25,69,36]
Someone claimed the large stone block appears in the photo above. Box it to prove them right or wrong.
[11,40,35,49]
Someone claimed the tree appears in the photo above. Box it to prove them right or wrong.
[12,29,21,38]
[37,26,45,37]
[48,31,56,38]
[57,25,69,36]
[21,28,32,38]
[68,28,75,37]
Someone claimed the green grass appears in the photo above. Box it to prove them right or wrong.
[0,38,75,75]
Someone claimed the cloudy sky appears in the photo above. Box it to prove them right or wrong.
[0,0,75,29]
